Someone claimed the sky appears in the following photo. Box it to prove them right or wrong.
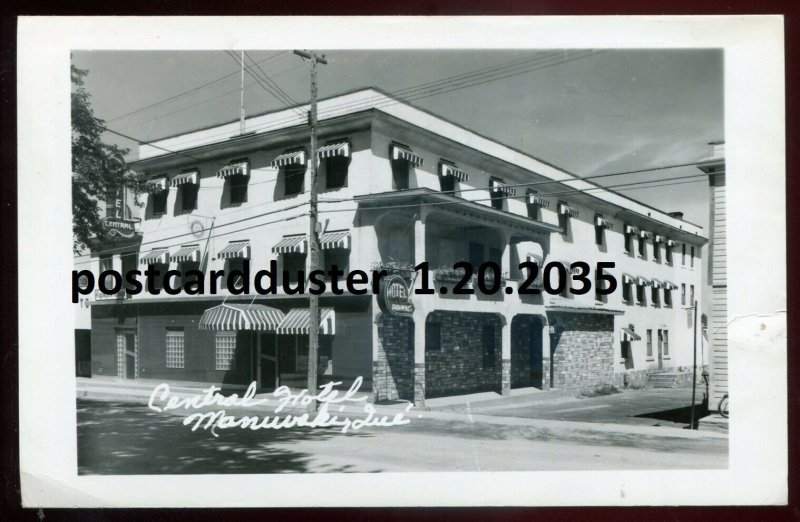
[71,49,723,231]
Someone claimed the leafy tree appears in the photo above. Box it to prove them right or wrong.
[72,64,139,254]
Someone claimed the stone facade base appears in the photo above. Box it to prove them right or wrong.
[548,311,614,390]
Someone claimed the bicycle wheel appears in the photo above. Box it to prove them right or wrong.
[718,394,729,418]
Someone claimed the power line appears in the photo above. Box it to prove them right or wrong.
[225,50,306,120]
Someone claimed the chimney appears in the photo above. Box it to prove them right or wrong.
[668,211,684,220]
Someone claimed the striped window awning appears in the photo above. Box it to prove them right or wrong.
[144,177,168,193]
[595,216,613,229]
[439,162,469,182]
[558,202,578,218]
[654,235,666,243]
[198,303,285,332]
[272,235,307,254]
[622,273,635,284]
[625,225,640,235]
[640,230,653,240]
[664,281,678,290]
[173,244,201,263]
[636,276,650,286]
[621,327,642,342]
[390,144,423,167]
[170,170,199,187]
[526,191,550,207]
[651,279,663,289]
[560,261,582,275]
[525,254,544,285]
[491,179,517,197]
[318,142,350,159]
[276,307,336,335]
[272,150,306,168]
[667,239,677,247]
[140,247,170,265]
[218,241,250,260]
[320,230,351,250]
[217,161,249,178]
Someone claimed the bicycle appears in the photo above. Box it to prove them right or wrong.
[717,393,729,418]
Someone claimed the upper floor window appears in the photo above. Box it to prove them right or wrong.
[690,284,695,305]
[682,243,687,265]
[490,177,515,211]
[526,190,549,220]
[653,235,665,263]
[558,201,578,231]
[171,169,199,212]
[639,231,652,259]
[319,141,351,190]
[595,215,611,246]
[389,143,423,191]
[690,246,695,268]
[623,225,638,254]
[439,160,468,194]
[272,150,306,198]
[665,239,675,265]
[145,177,169,215]
[217,160,249,205]
[681,283,686,305]
[646,329,653,357]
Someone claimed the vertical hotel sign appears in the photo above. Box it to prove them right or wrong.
[378,274,414,317]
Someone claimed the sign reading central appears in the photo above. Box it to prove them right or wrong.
[103,216,141,238]
[379,274,414,317]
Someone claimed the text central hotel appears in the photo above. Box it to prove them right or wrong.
[85,88,706,405]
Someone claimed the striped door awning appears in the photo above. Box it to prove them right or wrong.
[144,177,168,193]
[218,241,250,260]
[320,230,350,250]
[173,244,201,263]
[621,327,642,342]
[217,161,249,178]
[558,202,578,217]
[276,308,335,335]
[272,235,307,254]
[491,179,517,197]
[318,142,350,159]
[439,163,469,182]
[140,247,170,265]
[390,144,423,167]
[198,303,285,331]
[272,150,306,168]
[170,170,199,187]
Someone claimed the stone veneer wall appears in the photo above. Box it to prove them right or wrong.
[373,314,414,402]
[425,311,502,398]
[548,312,614,389]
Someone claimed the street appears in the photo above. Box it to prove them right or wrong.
[77,389,727,474]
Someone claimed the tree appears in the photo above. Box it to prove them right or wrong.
[72,64,139,254]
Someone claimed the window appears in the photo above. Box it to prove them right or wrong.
[490,178,505,211]
[690,284,695,306]
[651,286,660,306]
[151,189,168,215]
[637,283,646,305]
[325,156,349,190]
[682,243,686,265]
[595,220,604,246]
[147,263,169,291]
[165,328,185,369]
[664,288,672,307]
[526,190,541,220]
[177,261,201,288]
[665,243,673,265]
[215,332,237,370]
[638,235,646,258]
[646,329,653,357]
[622,281,632,303]
[690,246,695,268]
[595,271,604,301]
[181,183,198,211]
[283,164,305,197]
[624,227,633,254]
[653,239,660,262]
[226,258,246,290]
[282,252,306,283]
[482,324,496,368]
[681,283,686,305]
[439,173,456,193]
[425,320,442,352]
[99,255,114,290]
[228,174,248,204]
[391,156,409,190]
[663,330,670,356]
[323,248,350,276]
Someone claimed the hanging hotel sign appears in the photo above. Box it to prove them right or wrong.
[103,216,141,239]
[378,274,414,317]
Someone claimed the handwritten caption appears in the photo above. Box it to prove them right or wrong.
[147,377,413,437]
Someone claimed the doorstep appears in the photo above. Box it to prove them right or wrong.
[424,387,570,412]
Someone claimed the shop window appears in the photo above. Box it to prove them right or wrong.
[165,328,185,369]
[646,329,653,357]
[215,332,237,371]
[228,174,248,204]
[325,156,349,190]
[482,324,496,368]
[283,165,305,197]
[181,183,199,211]
[425,321,442,353]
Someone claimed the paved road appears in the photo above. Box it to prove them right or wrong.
[77,395,726,474]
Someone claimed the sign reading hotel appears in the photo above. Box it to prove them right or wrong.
[378,274,414,317]
[103,216,141,239]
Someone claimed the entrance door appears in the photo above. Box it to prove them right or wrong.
[657,329,663,369]
[117,330,137,380]
[257,333,278,391]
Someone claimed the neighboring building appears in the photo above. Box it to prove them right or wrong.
[697,141,726,412]
[85,88,706,404]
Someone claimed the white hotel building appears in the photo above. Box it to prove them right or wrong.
[86,88,706,405]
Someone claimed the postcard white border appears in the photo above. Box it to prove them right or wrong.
[18,15,786,507]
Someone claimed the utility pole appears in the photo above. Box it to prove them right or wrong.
[239,50,246,135]
[294,49,327,414]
